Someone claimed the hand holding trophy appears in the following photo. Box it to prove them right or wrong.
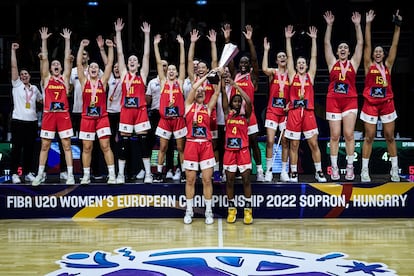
[207,42,239,84]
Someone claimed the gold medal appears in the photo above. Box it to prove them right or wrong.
[25,102,30,109]
[192,121,197,127]
[279,90,284,98]
[90,101,95,107]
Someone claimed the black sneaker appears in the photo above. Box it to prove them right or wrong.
[153,172,163,183]
[180,171,186,183]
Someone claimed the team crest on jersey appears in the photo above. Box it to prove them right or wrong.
[46,247,396,275]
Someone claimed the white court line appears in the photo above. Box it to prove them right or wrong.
[217,218,223,247]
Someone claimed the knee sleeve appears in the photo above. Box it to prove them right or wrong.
[138,134,151,158]
[118,136,130,160]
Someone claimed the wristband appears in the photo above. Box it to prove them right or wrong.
[392,15,402,26]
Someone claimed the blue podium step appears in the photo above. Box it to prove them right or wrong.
[1,175,413,219]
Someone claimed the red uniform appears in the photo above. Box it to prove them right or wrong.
[223,110,251,173]
[232,72,258,135]
[79,79,111,140]
[284,73,319,140]
[40,76,73,139]
[183,102,215,171]
[156,81,187,139]
[326,60,358,120]
[265,71,289,130]
[119,73,150,133]
[360,63,397,124]
[195,76,218,138]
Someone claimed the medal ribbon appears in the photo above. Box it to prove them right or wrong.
[375,63,388,86]
[125,73,134,95]
[90,80,99,106]
[298,74,306,99]
[109,78,120,102]
[193,103,202,124]
[276,71,287,97]
[24,85,34,107]
[339,60,350,79]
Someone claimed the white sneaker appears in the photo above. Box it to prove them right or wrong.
[60,171,68,180]
[107,174,117,184]
[331,166,340,181]
[264,171,273,182]
[136,169,145,180]
[144,173,153,184]
[360,168,371,182]
[280,171,290,182]
[205,210,214,225]
[12,174,21,184]
[315,171,327,182]
[390,167,400,182]
[256,170,265,182]
[66,175,75,185]
[32,174,46,186]
[25,172,36,182]
[345,165,355,181]
[80,175,91,185]
[116,174,125,184]
[172,168,181,181]
[184,209,193,224]
[166,169,174,179]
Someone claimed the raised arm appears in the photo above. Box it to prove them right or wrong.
[76,39,89,87]
[177,34,186,84]
[185,69,211,108]
[307,26,318,81]
[39,27,52,84]
[350,11,363,71]
[231,78,252,119]
[114,18,127,77]
[207,29,218,68]
[207,68,224,113]
[187,29,200,82]
[222,23,235,76]
[101,39,114,86]
[323,10,336,71]
[140,21,151,84]
[153,33,165,81]
[262,37,273,77]
[386,10,402,70]
[364,10,375,74]
[96,35,108,65]
[61,28,72,85]
[11,43,19,81]
[285,25,295,82]
[221,78,229,116]
[243,25,259,89]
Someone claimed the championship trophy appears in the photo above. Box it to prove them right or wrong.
[207,43,239,84]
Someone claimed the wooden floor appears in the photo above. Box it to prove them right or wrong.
[1,218,413,275]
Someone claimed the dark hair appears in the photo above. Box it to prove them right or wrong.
[373,44,388,58]
[230,94,243,109]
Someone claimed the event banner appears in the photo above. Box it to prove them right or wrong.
[1,182,413,219]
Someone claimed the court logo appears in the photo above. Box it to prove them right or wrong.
[46,247,396,275]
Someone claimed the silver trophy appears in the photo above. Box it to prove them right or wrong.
[207,43,239,84]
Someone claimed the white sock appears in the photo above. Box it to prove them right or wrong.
[330,155,338,168]
[118,159,126,176]
[186,198,193,211]
[266,158,272,173]
[314,162,322,172]
[362,158,369,169]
